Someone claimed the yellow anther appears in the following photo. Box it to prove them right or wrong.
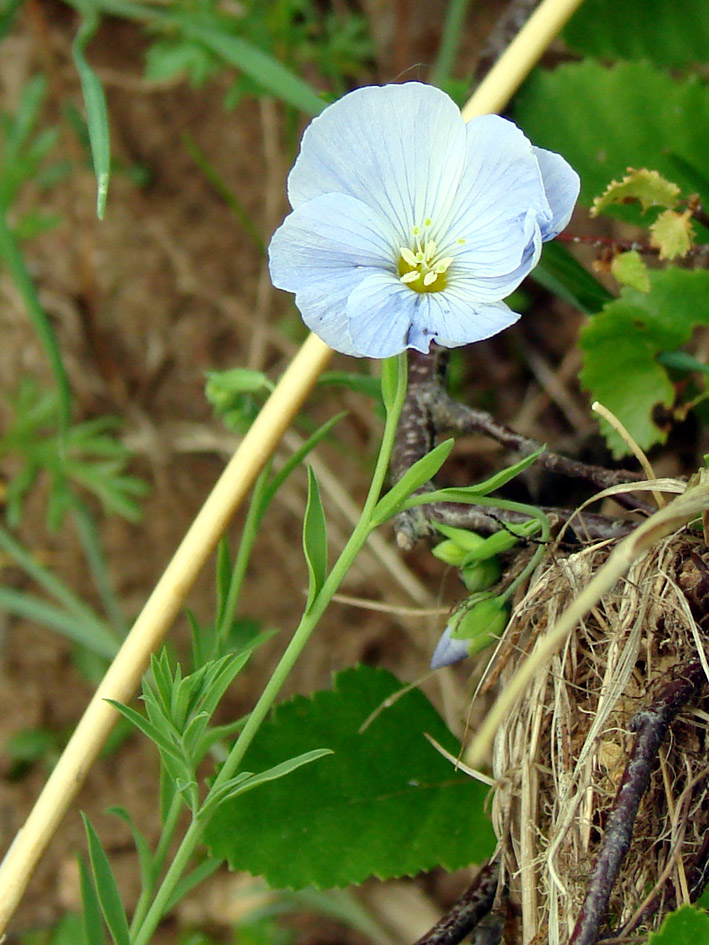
[400,271,421,284]
[399,247,418,267]
[423,271,438,286]
[425,240,437,260]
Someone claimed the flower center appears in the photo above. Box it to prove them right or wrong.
[397,222,455,294]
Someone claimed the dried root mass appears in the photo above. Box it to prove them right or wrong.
[490,531,709,944]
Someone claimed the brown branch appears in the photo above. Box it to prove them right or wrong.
[570,659,707,945]
[412,860,500,945]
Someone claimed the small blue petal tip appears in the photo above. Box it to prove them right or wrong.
[430,625,470,669]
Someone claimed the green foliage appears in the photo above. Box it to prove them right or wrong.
[564,0,709,68]
[647,904,709,943]
[204,665,495,888]
[302,467,327,610]
[370,438,455,527]
[0,379,147,530]
[205,367,274,432]
[71,5,111,219]
[514,60,709,211]
[109,649,252,812]
[82,814,131,945]
[579,269,709,455]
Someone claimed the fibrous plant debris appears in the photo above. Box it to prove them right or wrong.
[489,528,709,944]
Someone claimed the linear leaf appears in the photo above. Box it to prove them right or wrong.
[82,815,130,945]
[302,467,327,610]
[370,439,454,527]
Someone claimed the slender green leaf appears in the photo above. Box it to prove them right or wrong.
[79,855,106,945]
[0,587,118,659]
[467,447,544,497]
[82,815,130,945]
[379,357,400,413]
[0,212,72,430]
[302,467,327,610]
[71,8,110,218]
[105,701,184,765]
[106,807,154,893]
[370,439,455,527]
[184,22,324,115]
[204,749,333,817]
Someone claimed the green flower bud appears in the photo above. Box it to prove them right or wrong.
[460,556,501,593]
[452,597,510,654]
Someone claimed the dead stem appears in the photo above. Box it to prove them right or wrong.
[570,659,707,945]
[391,348,647,548]
[412,861,500,945]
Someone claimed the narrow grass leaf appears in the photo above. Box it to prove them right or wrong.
[0,212,72,430]
[78,855,106,945]
[82,814,130,945]
[370,439,455,527]
[106,807,154,894]
[71,8,111,218]
[303,467,327,610]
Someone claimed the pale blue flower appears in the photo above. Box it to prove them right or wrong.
[268,83,579,358]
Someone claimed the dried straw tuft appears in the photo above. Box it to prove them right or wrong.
[490,529,709,944]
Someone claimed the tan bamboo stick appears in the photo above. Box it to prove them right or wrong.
[0,0,587,931]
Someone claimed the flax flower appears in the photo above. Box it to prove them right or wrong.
[268,82,579,358]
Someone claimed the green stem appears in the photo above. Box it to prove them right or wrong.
[129,793,183,936]
[131,353,408,945]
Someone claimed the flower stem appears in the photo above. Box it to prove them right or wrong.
[131,353,408,945]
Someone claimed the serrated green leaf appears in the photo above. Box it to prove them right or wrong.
[592,168,680,215]
[515,61,709,211]
[370,439,455,527]
[611,250,650,292]
[82,814,130,945]
[580,268,709,456]
[649,209,695,259]
[79,855,106,945]
[203,666,495,889]
[648,904,709,944]
[564,0,709,68]
[303,467,327,610]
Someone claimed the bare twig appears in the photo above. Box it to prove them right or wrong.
[570,659,707,945]
[412,861,500,945]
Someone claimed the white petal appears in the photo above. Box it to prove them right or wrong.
[346,272,421,358]
[293,280,362,356]
[268,192,397,293]
[430,624,470,669]
[441,115,552,254]
[287,83,468,238]
[450,214,542,302]
[533,146,580,240]
[408,289,520,350]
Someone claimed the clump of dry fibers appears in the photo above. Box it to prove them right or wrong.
[490,530,709,944]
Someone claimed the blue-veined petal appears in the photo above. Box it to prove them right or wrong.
[287,84,468,239]
[533,146,580,240]
[450,213,542,302]
[268,192,397,293]
[292,280,361,355]
[409,289,520,350]
[443,115,552,245]
[346,271,421,358]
